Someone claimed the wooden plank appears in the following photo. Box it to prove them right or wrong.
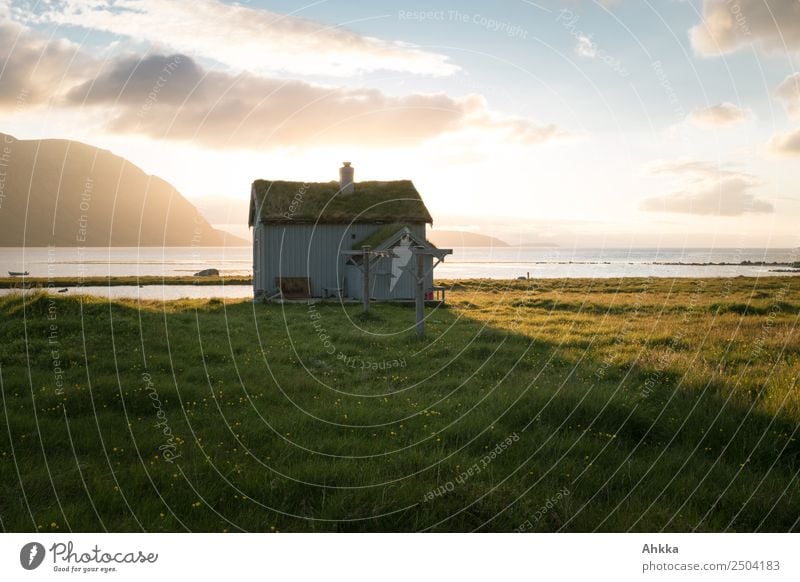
[415,252,425,338]
[362,246,370,313]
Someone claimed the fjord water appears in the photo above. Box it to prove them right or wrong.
[440,247,800,279]
[1,246,798,299]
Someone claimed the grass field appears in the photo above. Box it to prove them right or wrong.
[1,277,799,532]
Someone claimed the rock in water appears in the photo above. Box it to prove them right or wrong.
[194,268,220,277]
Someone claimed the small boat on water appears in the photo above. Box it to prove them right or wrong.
[8,271,29,277]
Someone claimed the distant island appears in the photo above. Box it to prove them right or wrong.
[512,242,560,248]
[427,230,510,247]
[0,132,248,246]
[426,231,561,248]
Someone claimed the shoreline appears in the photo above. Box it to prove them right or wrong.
[1,273,800,292]
[0,275,252,288]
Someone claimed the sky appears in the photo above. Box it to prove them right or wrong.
[1,0,799,246]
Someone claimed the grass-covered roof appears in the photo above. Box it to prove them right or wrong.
[352,223,408,250]
[249,180,433,226]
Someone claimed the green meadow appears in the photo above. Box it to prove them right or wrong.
[0,277,798,532]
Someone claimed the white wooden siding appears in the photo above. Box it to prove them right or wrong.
[253,223,429,299]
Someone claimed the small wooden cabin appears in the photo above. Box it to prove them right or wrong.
[249,163,444,300]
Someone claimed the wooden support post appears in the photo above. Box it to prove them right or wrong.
[341,245,450,337]
[362,246,370,313]
[415,252,425,338]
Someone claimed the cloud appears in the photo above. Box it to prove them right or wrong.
[65,53,203,106]
[768,128,800,156]
[641,160,773,215]
[688,102,751,127]
[62,53,565,149]
[775,73,800,120]
[0,18,562,150]
[18,0,459,77]
[690,0,800,56]
[462,111,569,144]
[0,20,90,108]
[646,159,741,178]
[2,5,566,150]
[640,179,773,216]
[575,35,597,58]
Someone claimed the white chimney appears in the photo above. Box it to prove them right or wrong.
[339,161,354,194]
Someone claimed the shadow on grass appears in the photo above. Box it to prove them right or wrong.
[0,289,797,532]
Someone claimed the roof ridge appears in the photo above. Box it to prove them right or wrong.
[250,178,433,225]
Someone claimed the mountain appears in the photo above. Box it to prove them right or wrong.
[0,133,248,246]
[427,230,510,247]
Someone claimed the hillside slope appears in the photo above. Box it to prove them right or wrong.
[0,133,247,246]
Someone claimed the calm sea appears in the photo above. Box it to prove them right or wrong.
[1,246,798,299]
